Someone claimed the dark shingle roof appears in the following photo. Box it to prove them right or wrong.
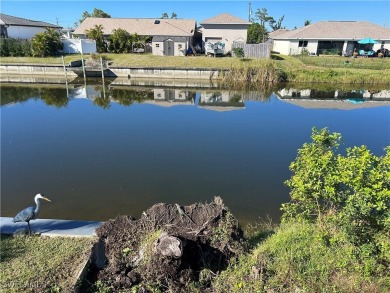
[0,13,61,28]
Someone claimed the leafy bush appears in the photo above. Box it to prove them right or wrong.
[232,47,245,59]
[213,129,389,292]
[31,28,63,57]
[281,127,389,244]
[0,37,32,57]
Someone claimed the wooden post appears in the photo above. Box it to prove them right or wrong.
[100,57,105,80]
[81,54,86,79]
[61,56,69,97]
[61,56,68,79]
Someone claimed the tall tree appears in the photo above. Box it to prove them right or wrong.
[254,8,276,42]
[304,19,311,26]
[161,12,169,19]
[269,15,285,31]
[171,12,177,19]
[255,8,274,27]
[75,8,111,27]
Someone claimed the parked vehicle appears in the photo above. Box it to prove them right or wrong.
[205,41,225,56]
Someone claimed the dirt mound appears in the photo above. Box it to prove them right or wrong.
[94,196,246,292]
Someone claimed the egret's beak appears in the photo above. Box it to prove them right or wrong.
[43,197,51,202]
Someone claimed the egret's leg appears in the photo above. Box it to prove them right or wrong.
[27,221,31,235]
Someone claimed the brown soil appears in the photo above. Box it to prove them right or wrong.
[86,196,247,292]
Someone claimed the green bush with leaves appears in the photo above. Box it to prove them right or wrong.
[282,127,390,243]
[108,28,132,53]
[31,28,63,57]
[213,128,389,293]
[0,37,32,57]
[232,47,245,59]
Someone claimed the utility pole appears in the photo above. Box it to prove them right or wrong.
[248,2,252,22]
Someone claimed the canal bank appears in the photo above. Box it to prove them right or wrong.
[0,64,225,80]
[0,217,103,237]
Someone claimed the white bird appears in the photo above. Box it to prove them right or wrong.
[13,193,51,235]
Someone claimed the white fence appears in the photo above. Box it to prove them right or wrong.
[62,39,96,54]
[232,42,271,58]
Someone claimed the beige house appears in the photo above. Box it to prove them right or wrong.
[74,17,196,56]
[199,13,251,53]
[270,21,390,55]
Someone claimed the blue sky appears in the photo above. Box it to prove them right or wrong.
[1,1,389,30]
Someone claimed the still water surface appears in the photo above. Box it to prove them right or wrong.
[1,80,390,224]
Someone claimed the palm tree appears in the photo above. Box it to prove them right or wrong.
[304,20,311,26]
[86,24,106,53]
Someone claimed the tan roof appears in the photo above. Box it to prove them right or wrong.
[269,29,290,39]
[74,17,196,36]
[200,13,250,25]
[274,21,390,40]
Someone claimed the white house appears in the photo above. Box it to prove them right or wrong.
[0,13,61,39]
[270,21,390,55]
[199,13,251,53]
[74,17,196,56]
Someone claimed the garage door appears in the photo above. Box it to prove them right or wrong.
[205,37,222,44]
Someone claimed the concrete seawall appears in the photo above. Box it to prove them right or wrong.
[0,64,225,80]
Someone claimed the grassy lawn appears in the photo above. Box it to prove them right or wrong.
[1,53,389,70]
[0,234,95,293]
[294,54,390,70]
[0,53,275,69]
[1,53,390,84]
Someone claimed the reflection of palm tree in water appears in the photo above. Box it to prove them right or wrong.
[93,94,110,109]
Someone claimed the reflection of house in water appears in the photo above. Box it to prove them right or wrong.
[277,88,390,110]
[143,89,195,107]
[198,91,245,111]
[68,85,103,100]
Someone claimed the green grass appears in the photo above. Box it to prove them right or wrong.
[213,221,390,293]
[0,234,95,293]
[294,55,390,70]
[1,53,390,84]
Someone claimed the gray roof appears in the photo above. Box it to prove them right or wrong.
[273,21,390,40]
[74,17,196,37]
[200,13,251,25]
[0,13,61,28]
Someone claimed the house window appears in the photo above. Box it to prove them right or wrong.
[156,44,160,48]
[298,41,308,47]
[178,44,182,49]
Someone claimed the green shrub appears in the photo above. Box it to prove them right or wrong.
[232,47,245,59]
[31,28,63,57]
[0,37,32,57]
[282,127,390,242]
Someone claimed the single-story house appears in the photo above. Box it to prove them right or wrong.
[73,17,196,56]
[0,13,61,39]
[271,21,390,55]
[199,13,251,53]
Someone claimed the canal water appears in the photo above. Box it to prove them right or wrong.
[1,79,390,224]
